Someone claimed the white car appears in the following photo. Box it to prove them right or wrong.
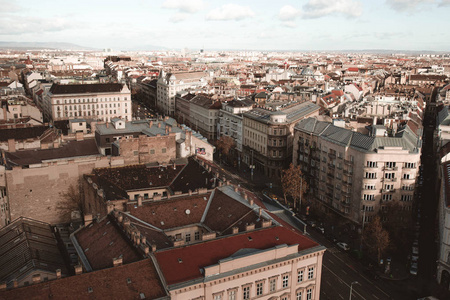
[337,242,350,251]
[410,262,418,275]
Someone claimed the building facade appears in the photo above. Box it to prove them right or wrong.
[242,101,320,178]
[157,71,209,117]
[44,83,132,122]
[293,118,422,225]
[437,161,450,290]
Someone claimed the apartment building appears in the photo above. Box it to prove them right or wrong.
[437,161,450,290]
[156,71,209,116]
[293,118,422,225]
[219,98,254,153]
[44,83,132,122]
[242,101,320,178]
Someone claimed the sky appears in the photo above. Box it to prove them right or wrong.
[0,0,449,51]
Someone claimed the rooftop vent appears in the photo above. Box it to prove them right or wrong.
[185,209,191,215]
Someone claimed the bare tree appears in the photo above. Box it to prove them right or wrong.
[57,178,85,221]
[363,215,390,264]
[216,135,236,162]
[281,163,308,212]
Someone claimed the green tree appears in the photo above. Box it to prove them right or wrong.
[281,163,308,212]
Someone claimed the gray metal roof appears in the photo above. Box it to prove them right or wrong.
[296,117,421,153]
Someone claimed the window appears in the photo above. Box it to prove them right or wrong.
[150,149,155,154]
[382,194,392,201]
[404,162,415,168]
[282,274,289,288]
[243,286,250,300]
[403,173,411,179]
[297,291,302,300]
[384,184,394,191]
[366,161,377,168]
[270,278,277,292]
[214,294,222,300]
[298,270,304,283]
[365,172,376,179]
[162,148,166,153]
[185,233,191,242]
[228,290,236,300]
[307,288,313,300]
[308,266,314,280]
[385,162,396,168]
[364,184,375,190]
[195,231,200,240]
[256,282,263,296]
[401,194,413,202]
[384,173,395,179]
[363,194,374,201]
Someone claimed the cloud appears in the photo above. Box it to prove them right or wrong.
[162,0,204,13]
[385,0,434,12]
[303,0,362,18]
[277,0,361,25]
[0,16,71,35]
[170,13,187,23]
[0,0,21,13]
[206,4,255,21]
[278,5,302,21]
[439,0,450,6]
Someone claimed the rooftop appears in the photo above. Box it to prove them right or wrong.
[49,83,124,95]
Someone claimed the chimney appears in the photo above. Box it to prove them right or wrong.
[106,122,109,128]
[232,227,239,234]
[113,257,123,267]
[74,265,83,275]
[13,279,18,288]
[262,219,272,228]
[157,122,161,128]
[32,274,41,284]
[56,269,62,279]
[234,186,238,192]
[249,198,254,206]
[53,141,60,148]
[245,223,255,231]
[137,196,143,207]
[117,214,123,223]
[165,126,169,134]
[123,218,131,227]
[149,121,153,127]
[84,214,93,225]
[8,139,15,152]
[75,132,84,141]
[151,244,157,252]
[259,208,262,217]
[141,235,146,244]
[202,232,216,241]
[188,190,192,196]
[0,282,6,291]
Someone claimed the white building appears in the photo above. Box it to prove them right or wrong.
[219,98,254,153]
[44,83,131,122]
[157,71,209,116]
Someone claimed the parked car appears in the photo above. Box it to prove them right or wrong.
[412,246,419,256]
[316,226,325,234]
[307,220,316,228]
[337,242,350,251]
[410,262,418,275]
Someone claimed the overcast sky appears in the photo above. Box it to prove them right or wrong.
[1,0,449,51]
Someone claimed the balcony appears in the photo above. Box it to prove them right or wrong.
[343,170,353,176]
[401,177,415,181]
[382,177,397,182]
[344,159,354,165]
[328,163,335,169]
[326,182,334,189]
[327,172,334,179]
[328,152,336,159]
[383,166,398,171]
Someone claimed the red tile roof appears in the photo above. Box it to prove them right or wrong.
[74,215,142,271]
[154,226,318,286]
[0,259,167,300]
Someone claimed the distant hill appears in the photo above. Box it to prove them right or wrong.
[0,41,95,50]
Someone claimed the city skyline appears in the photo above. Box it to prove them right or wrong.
[0,0,449,52]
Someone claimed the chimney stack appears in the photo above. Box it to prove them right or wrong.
[144,245,150,255]
[7,139,15,153]
[137,196,143,207]
[106,122,109,128]
[232,227,239,234]
[84,214,93,226]
[13,279,18,288]
[0,282,6,291]
[151,244,157,252]
[113,257,123,267]
[149,121,153,127]
[74,265,83,275]
[141,235,146,244]
[56,269,62,279]
[245,223,255,231]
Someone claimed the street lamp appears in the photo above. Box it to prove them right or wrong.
[349,281,359,300]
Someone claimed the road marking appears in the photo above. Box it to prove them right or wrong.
[323,265,367,300]
[342,270,347,275]
[372,294,379,299]
[326,281,331,286]
[328,259,335,265]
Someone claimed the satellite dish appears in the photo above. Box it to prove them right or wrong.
[185,209,191,215]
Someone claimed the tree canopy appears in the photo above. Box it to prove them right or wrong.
[281,163,308,211]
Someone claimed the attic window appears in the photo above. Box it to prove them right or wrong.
[103,232,107,236]
[127,278,132,284]
[248,237,253,241]
[178,258,183,263]
[106,221,110,225]
[173,208,177,211]
[275,236,279,240]
[88,287,93,293]
[161,221,165,226]
[109,241,114,246]
[217,207,221,210]
[203,197,207,201]
[140,293,146,300]
[85,248,89,252]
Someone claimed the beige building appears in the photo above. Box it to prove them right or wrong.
[242,101,320,178]
[157,71,209,117]
[437,161,450,290]
[293,118,422,225]
[44,83,132,122]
